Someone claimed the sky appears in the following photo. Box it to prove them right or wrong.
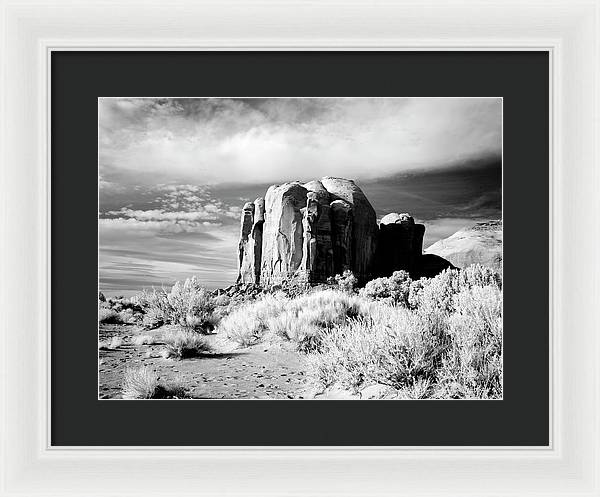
[99,97,502,296]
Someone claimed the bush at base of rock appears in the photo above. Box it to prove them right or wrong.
[134,276,217,332]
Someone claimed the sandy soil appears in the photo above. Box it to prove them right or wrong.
[98,324,310,400]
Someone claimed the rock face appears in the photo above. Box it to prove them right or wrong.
[237,177,379,285]
[424,220,503,272]
[320,177,378,281]
[259,183,308,285]
[376,213,425,277]
[300,181,334,282]
[330,200,353,274]
[235,176,486,286]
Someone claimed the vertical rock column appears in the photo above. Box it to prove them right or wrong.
[298,192,320,281]
[248,197,265,284]
[237,202,255,283]
[320,176,378,282]
[237,198,266,284]
[330,199,353,275]
[301,180,334,283]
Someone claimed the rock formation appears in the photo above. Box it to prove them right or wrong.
[424,220,502,272]
[237,177,379,285]
[376,213,425,277]
[236,176,471,286]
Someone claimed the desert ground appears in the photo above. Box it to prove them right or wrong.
[99,263,503,401]
[99,323,308,400]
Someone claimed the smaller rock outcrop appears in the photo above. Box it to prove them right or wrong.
[424,220,502,272]
[376,213,425,278]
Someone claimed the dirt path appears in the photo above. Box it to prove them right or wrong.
[99,324,310,399]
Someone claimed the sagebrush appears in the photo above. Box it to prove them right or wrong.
[134,276,217,331]
[162,329,212,359]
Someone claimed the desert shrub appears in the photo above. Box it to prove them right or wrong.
[98,335,123,350]
[142,307,165,329]
[99,305,138,325]
[307,266,503,399]
[360,270,412,306]
[162,329,211,359]
[118,309,134,324]
[99,308,121,324]
[218,294,288,346]
[121,366,187,399]
[412,266,501,313]
[329,270,358,293]
[433,285,503,399]
[131,334,156,346]
[460,264,503,290]
[168,277,216,329]
[136,276,217,332]
[307,303,449,392]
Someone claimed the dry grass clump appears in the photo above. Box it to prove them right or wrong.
[99,306,138,325]
[98,295,144,324]
[218,289,363,351]
[98,308,122,324]
[135,276,217,332]
[218,294,289,346]
[98,335,123,350]
[131,334,157,346]
[121,366,187,399]
[162,329,212,359]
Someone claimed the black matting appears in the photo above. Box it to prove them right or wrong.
[51,52,549,446]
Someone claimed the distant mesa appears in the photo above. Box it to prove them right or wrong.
[236,177,499,286]
[425,220,503,273]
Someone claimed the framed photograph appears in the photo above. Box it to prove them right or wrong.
[2,1,599,496]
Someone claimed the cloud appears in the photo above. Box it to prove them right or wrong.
[107,208,221,223]
[99,97,502,186]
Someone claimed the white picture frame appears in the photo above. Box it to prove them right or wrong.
[1,0,598,495]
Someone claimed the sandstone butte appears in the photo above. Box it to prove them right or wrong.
[236,177,500,286]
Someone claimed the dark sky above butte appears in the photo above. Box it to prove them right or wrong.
[99,97,502,295]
